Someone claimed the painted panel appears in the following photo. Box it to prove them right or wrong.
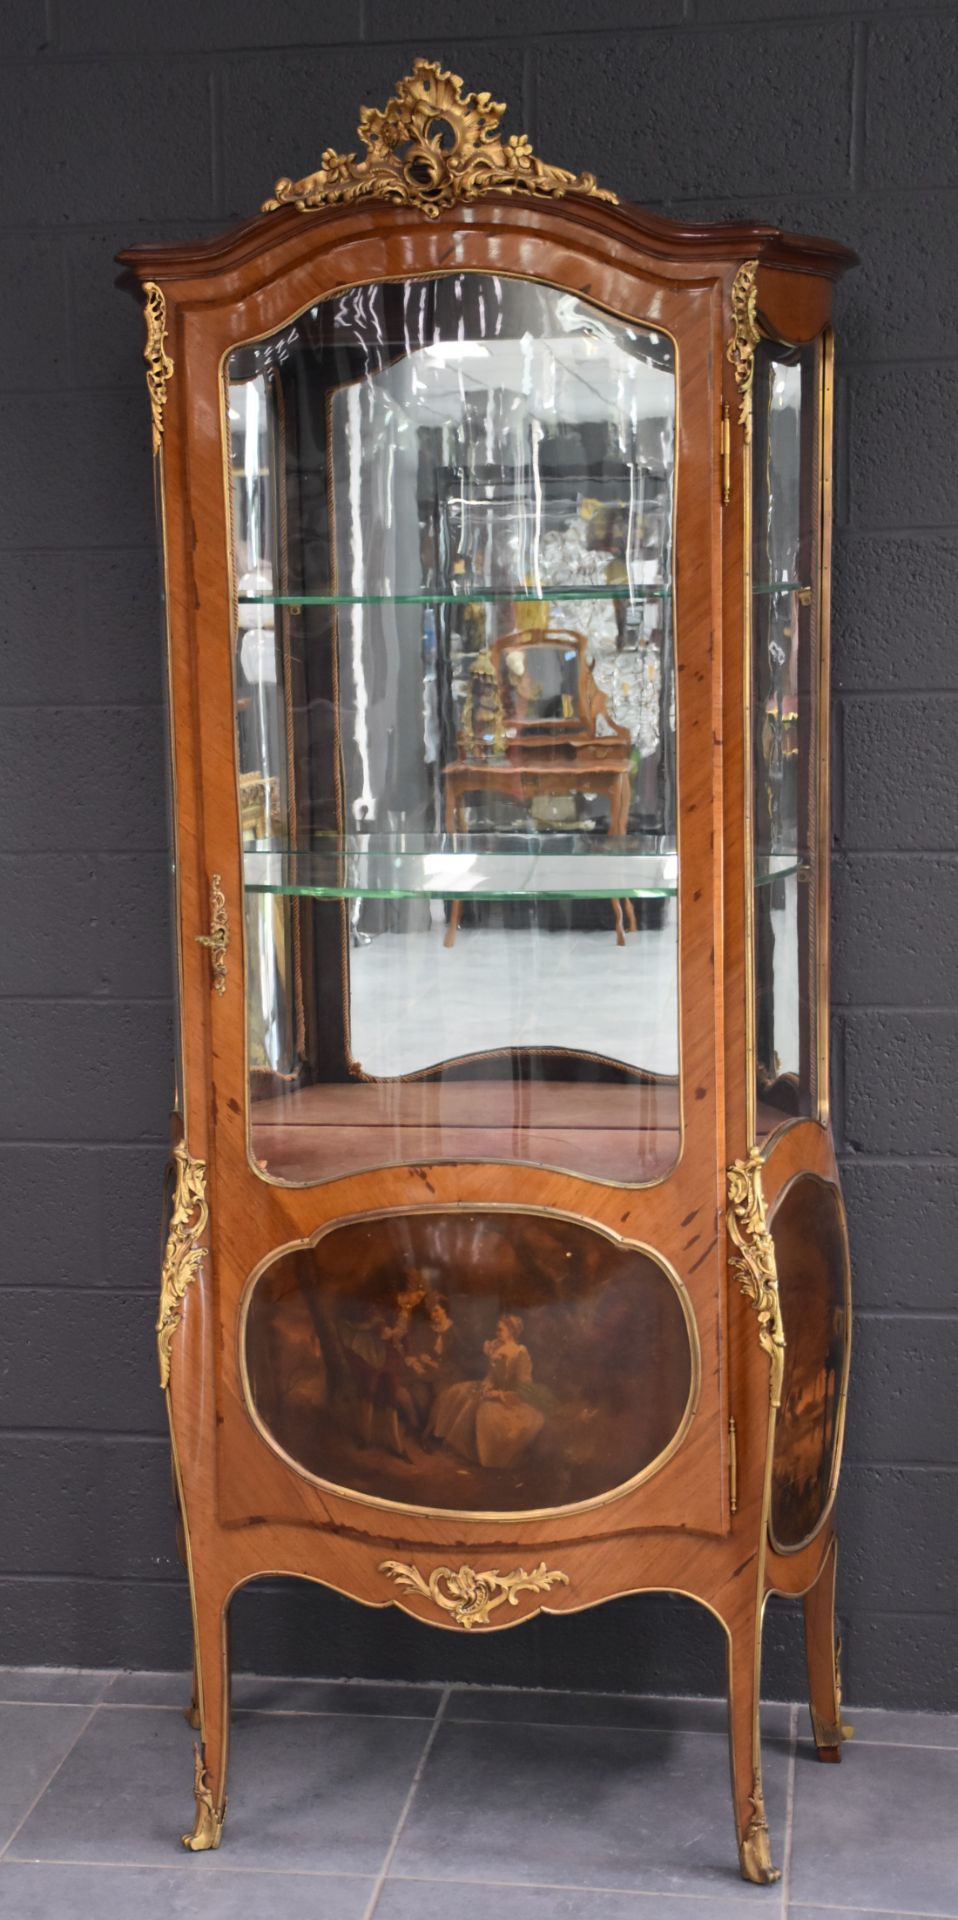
[242,1208,696,1516]
[771,1175,849,1549]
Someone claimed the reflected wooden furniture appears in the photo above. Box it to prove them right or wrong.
[444,627,635,946]
[120,59,856,1885]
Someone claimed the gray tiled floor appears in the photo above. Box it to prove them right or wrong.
[0,1670,955,1918]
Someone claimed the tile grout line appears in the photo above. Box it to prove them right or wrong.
[362,1683,451,1920]
[0,1702,98,1863]
[0,1697,795,1739]
[787,1904,958,1919]
[792,1735,958,1754]
[378,1870,801,1902]
[0,1695,955,1750]
[778,1700,798,1916]
[101,1701,441,1723]
[1,1855,373,1879]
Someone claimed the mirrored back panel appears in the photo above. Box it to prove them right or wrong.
[227,273,680,1184]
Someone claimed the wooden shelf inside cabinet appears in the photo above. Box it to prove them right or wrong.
[121,55,857,1883]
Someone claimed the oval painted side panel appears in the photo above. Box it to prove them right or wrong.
[242,1207,697,1518]
[771,1176,850,1550]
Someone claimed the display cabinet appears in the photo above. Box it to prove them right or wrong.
[120,62,856,1882]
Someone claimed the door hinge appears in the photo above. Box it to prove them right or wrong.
[720,402,731,507]
[728,1414,738,1513]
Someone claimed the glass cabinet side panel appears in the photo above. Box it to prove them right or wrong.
[751,335,825,1136]
[227,275,679,1185]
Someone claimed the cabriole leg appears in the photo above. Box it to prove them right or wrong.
[182,1574,230,1851]
[727,1600,781,1885]
[803,1537,850,1762]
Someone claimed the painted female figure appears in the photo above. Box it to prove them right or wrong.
[430,1313,545,1470]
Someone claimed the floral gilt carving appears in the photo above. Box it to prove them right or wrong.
[156,1142,209,1389]
[727,1149,785,1408]
[142,281,173,455]
[726,260,761,439]
[263,60,617,221]
[381,1558,569,1629]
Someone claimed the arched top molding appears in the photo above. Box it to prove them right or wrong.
[117,59,856,294]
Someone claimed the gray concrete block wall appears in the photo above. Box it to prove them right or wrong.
[0,0,955,1708]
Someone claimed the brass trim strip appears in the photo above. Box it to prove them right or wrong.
[742,370,757,1152]
[721,401,731,506]
[728,1414,738,1514]
[380,1559,569,1630]
[816,332,836,1125]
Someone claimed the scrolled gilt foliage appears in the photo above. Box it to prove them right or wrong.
[263,60,617,221]
[156,1142,209,1389]
[726,259,761,438]
[380,1558,569,1629]
[142,280,173,456]
[727,1149,785,1408]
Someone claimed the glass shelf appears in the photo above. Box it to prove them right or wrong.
[238,584,801,608]
[245,835,678,902]
[243,838,800,903]
[237,584,672,608]
[755,853,808,888]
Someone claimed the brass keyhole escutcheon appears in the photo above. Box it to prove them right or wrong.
[195,874,229,995]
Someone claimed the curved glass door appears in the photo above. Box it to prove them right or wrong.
[227,274,678,1184]
[751,333,827,1135]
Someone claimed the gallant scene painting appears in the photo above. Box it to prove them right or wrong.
[244,1209,694,1513]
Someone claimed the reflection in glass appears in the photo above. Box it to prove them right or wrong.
[243,1209,695,1513]
[751,337,823,1133]
[227,275,679,1183]
[770,1177,848,1547]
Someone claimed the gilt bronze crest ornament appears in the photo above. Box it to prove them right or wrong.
[263,59,617,220]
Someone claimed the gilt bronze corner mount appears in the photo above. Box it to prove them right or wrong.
[142,281,173,455]
[156,1141,208,1389]
[727,1149,786,1408]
